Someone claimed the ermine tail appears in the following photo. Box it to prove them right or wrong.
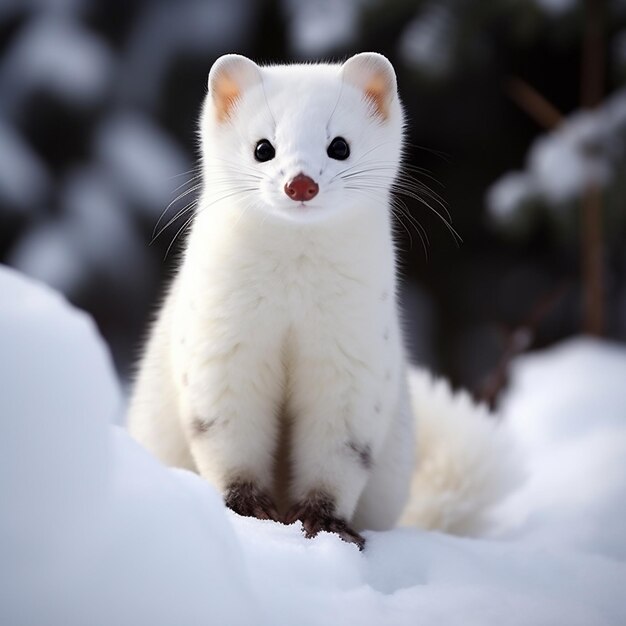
[400,368,523,536]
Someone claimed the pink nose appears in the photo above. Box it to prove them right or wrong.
[284,174,319,202]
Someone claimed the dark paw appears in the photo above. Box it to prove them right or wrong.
[285,492,366,551]
[224,480,280,522]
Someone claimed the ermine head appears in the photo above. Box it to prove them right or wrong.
[199,52,404,223]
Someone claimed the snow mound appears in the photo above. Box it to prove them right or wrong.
[495,338,626,560]
[0,265,257,626]
[1,265,625,625]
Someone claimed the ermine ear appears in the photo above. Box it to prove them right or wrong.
[208,54,261,122]
[340,52,397,121]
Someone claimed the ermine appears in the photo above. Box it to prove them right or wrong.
[128,53,520,549]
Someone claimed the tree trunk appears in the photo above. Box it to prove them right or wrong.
[580,0,606,335]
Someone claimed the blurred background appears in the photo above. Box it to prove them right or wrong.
[0,0,625,403]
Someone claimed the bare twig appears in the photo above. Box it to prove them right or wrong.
[505,77,563,130]
[476,280,573,410]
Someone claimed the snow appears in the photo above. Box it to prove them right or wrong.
[486,171,540,232]
[0,265,256,626]
[8,166,151,296]
[0,119,50,213]
[119,0,253,108]
[529,111,613,203]
[284,0,360,56]
[0,15,113,112]
[0,0,91,18]
[495,338,626,560]
[487,87,626,226]
[95,113,191,219]
[399,5,455,78]
[7,221,84,293]
[1,265,626,625]
[531,0,578,16]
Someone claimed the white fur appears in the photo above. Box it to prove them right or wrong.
[128,53,520,533]
[400,368,523,535]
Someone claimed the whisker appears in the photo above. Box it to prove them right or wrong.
[395,188,461,244]
[330,145,401,181]
[151,199,198,244]
[153,183,202,239]
[165,165,202,181]
[401,138,451,162]
[339,159,435,180]
[340,164,447,213]
[342,172,460,244]
[335,157,452,229]
[392,206,414,252]
[392,200,430,259]
[343,186,428,257]
[164,212,196,260]
[392,197,430,250]
[170,173,203,194]
[394,198,429,257]
[205,156,264,180]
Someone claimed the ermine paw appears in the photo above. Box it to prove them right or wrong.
[285,492,365,551]
[224,480,280,522]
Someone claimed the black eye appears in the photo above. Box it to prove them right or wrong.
[254,139,275,162]
[327,137,350,160]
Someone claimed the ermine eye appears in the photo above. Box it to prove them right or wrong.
[327,137,350,160]
[254,139,275,162]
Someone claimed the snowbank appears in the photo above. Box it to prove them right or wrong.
[0,265,257,626]
[495,338,626,560]
[1,264,625,625]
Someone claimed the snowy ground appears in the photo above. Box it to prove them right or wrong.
[1,264,625,626]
